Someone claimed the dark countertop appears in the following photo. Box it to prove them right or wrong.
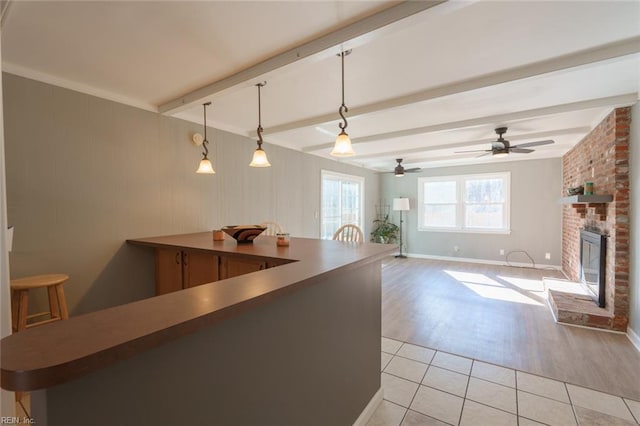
[1,232,395,391]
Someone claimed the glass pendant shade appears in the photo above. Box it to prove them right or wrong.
[249,147,271,167]
[331,130,355,157]
[196,158,215,174]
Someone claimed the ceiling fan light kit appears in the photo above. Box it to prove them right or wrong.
[395,158,405,177]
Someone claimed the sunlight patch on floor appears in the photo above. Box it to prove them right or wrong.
[445,270,543,306]
[497,275,545,292]
[444,270,502,287]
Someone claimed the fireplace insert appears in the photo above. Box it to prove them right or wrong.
[579,229,606,307]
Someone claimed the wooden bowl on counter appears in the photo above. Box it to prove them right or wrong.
[221,225,267,243]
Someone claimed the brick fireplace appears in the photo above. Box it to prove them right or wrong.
[554,107,630,331]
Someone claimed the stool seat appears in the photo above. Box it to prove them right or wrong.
[10,273,69,290]
[11,273,70,332]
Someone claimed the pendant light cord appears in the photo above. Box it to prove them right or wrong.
[202,101,211,158]
[256,82,266,147]
[338,51,349,132]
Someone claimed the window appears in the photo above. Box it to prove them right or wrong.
[320,170,364,239]
[418,172,510,233]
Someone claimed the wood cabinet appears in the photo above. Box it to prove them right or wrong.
[155,248,293,295]
[155,248,219,295]
[219,256,266,280]
[266,259,291,269]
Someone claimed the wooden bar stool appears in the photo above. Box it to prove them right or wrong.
[11,274,70,332]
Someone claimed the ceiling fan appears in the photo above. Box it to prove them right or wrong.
[385,158,421,177]
[455,127,554,157]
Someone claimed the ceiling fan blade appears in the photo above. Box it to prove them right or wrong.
[512,139,554,149]
[405,168,421,173]
[477,152,492,158]
[455,149,491,154]
[510,148,534,154]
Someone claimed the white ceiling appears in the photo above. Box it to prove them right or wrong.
[2,1,639,172]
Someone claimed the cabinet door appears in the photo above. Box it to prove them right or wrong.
[220,256,266,279]
[183,251,219,289]
[266,259,292,269]
[155,248,183,295]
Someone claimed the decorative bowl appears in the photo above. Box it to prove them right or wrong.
[221,225,267,243]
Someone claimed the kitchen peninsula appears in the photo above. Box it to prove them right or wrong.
[1,232,395,425]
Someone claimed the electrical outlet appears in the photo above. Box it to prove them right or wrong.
[500,249,505,255]
[545,252,551,260]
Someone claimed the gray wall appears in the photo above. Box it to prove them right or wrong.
[3,73,379,315]
[380,158,562,266]
[629,101,640,339]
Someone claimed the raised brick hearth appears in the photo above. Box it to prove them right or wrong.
[544,278,615,330]
[548,289,615,330]
[560,107,630,332]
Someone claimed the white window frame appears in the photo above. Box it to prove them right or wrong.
[320,170,365,240]
[418,172,511,234]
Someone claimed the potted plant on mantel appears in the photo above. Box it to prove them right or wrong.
[370,215,399,244]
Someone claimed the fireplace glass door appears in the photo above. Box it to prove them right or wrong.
[579,229,606,307]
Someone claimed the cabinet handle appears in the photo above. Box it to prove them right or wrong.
[182,252,188,266]
[175,252,180,264]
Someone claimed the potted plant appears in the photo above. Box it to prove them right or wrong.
[370,215,399,244]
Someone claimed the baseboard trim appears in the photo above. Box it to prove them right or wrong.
[353,387,383,426]
[627,327,640,352]
[404,253,561,271]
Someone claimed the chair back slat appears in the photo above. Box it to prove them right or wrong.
[332,224,363,243]
[260,221,283,236]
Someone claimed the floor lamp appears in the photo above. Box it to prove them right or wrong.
[393,198,410,258]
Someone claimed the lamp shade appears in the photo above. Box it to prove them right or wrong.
[196,158,215,174]
[249,147,271,167]
[393,198,410,211]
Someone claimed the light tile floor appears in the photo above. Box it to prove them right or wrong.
[370,337,640,426]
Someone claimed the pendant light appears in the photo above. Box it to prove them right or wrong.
[331,50,355,157]
[249,82,271,167]
[195,101,215,174]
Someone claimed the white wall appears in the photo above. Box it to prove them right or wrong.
[629,101,640,346]
[2,73,379,315]
[380,158,562,266]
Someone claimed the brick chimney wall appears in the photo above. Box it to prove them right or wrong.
[561,107,630,331]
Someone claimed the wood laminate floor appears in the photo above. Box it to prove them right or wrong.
[381,257,640,401]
